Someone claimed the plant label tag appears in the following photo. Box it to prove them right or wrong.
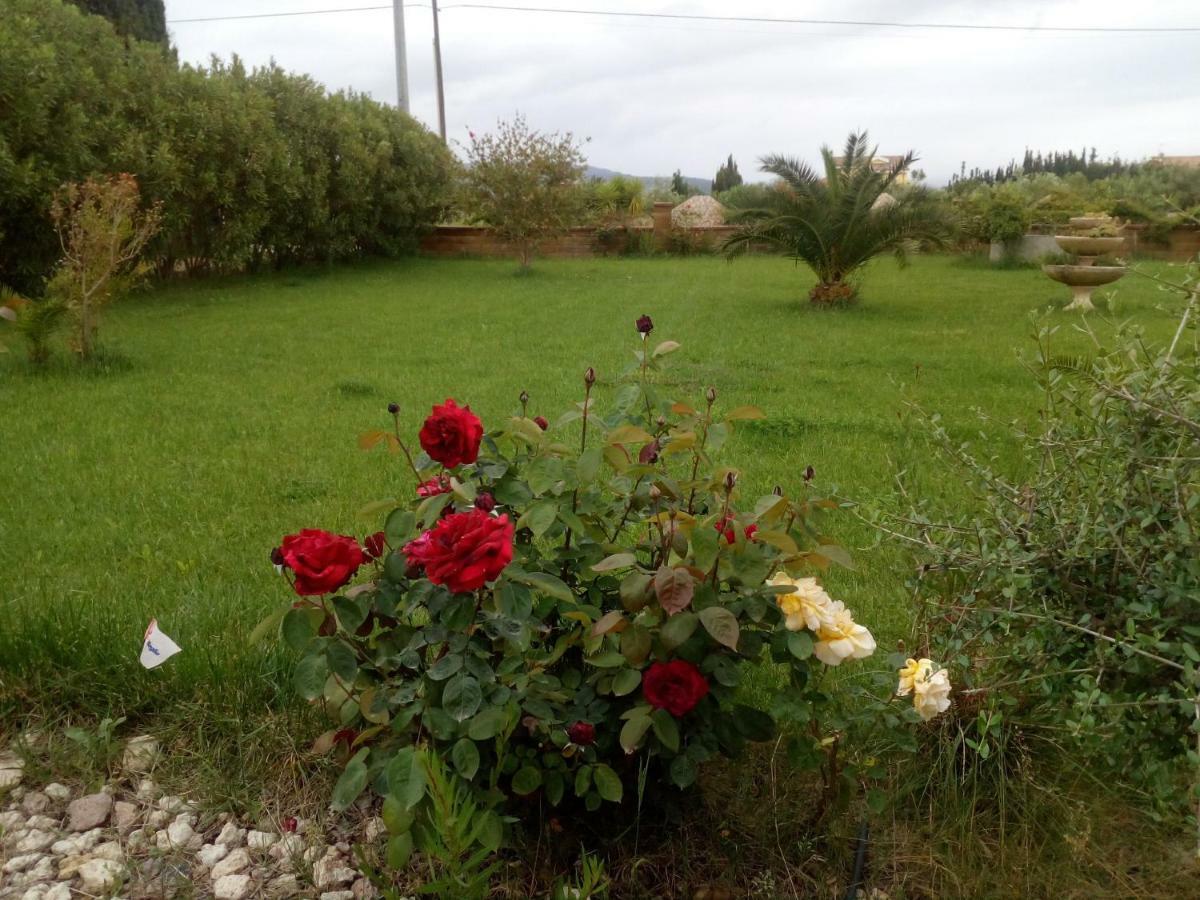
[140,619,181,669]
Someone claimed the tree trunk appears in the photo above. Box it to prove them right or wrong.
[809,280,857,305]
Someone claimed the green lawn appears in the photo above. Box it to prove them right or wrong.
[0,254,1191,887]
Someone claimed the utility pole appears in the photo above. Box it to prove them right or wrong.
[393,0,410,113]
[431,0,446,141]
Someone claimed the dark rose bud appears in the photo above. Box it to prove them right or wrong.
[584,367,596,387]
[281,816,298,834]
[519,390,530,406]
[638,440,660,464]
[387,402,400,415]
[567,721,596,746]
[474,492,496,512]
[332,728,358,748]
[649,485,662,500]
[745,524,758,542]
[363,531,386,560]
[773,484,784,496]
[655,415,667,430]
[724,471,738,491]
[804,465,815,482]
[533,415,549,431]
[705,386,717,404]
[270,546,285,567]
[635,314,654,335]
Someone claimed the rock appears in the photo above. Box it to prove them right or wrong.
[52,827,103,856]
[43,885,71,900]
[92,840,123,861]
[20,793,49,815]
[363,816,386,843]
[246,829,277,851]
[352,878,378,898]
[126,827,148,850]
[21,856,54,883]
[67,793,112,831]
[302,844,324,864]
[313,853,356,888]
[321,893,356,900]
[215,822,246,847]
[135,777,158,800]
[123,735,160,774]
[2,854,43,874]
[0,752,25,789]
[267,874,300,897]
[25,815,58,831]
[146,808,171,828]
[213,873,254,900]
[155,818,196,851]
[155,794,189,814]
[78,857,125,893]
[15,830,57,853]
[210,847,250,880]
[268,833,304,863]
[113,800,140,831]
[196,842,229,868]
[42,784,70,803]
[0,809,24,830]
[58,854,90,879]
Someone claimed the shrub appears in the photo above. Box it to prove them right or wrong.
[886,284,1200,807]
[459,116,587,268]
[982,187,1031,246]
[46,174,160,359]
[265,318,902,865]
[0,287,67,366]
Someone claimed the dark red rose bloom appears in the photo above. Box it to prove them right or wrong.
[280,529,365,596]
[281,816,298,834]
[533,415,549,431]
[474,492,496,513]
[270,546,285,567]
[419,399,483,468]
[643,660,709,717]
[744,524,758,542]
[715,515,756,545]
[636,314,654,335]
[403,510,514,593]
[804,465,815,482]
[639,440,660,464]
[363,531,386,559]
[417,474,452,498]
[567,721,596,746]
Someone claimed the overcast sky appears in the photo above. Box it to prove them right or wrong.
[164,0,1200,184]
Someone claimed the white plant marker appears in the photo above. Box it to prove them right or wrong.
[139,619,181,669]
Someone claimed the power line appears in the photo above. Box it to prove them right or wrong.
[168,2,1200,33]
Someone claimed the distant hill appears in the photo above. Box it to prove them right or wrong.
[586,166,712,194]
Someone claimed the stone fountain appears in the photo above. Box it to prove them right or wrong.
[1042,214,1126,311]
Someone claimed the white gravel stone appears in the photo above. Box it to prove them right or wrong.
[78,857,125,893]
[135,777,158,800]
[51,827,103,856]
[155,794,190,814]
[43,885,70,900]
[246,829,278,850]
[313,853,356,888]
[67,792,112,831]
[57,854,88,879]
[42,784,70,803]
[0,809,24,830]
[213,872,255,900]
[210,847,250,880]
[20,792,49,815]
[155,818,197,850]
[15,829,57,853]
[22,856,55,883]
[197,842,230,868]
[126,827,148,850]
[268,833,304,860]
[112,800,139,831]
[146,809,171,828]
[215,822,246,847]
[320,892,355,900]
[363,816,386,843]
[123,735,160,774]
[268,873,300,896]
[91,840,123,861]
[20,886,52,900]
[0,753,25,789]
[2,853,42,874]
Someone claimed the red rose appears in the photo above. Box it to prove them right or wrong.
[419,399,483,468]
[567,721,596,746]
[403,510,513,593]
[533,415,549,431]
[281,816,298,834]
[715,515,755,545]
[643,660,709,717]
[363,531,386,559]
[280,529,365,596]
[744,524,758,542]
[417,475,452,498]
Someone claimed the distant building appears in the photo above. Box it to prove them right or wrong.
[1147,155,1200,169]
[832,154,910,184]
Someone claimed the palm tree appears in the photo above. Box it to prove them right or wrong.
[724,132,955,304]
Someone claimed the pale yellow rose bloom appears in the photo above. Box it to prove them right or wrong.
[896,658,934,696]
[768,571,834,632]
[912,667,952,721]
[812,601,876,666]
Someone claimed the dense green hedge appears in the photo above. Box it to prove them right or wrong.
[0,0,454,293]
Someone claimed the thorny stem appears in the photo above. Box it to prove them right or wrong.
[391,413,424,484]
[561,376,594,568]
[686,392,717,514]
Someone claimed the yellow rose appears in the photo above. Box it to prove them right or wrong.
[896,658,934,696]
[768,571,833,632]
[913,667,952,721]
[813,601,876,666]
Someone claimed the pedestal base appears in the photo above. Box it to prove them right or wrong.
[1063,286,1096,311]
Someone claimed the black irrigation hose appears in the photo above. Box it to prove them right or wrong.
[844,819,870,900]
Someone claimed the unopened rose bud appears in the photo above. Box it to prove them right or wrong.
[584,367,596,387]
[533,415,549,430]
[387,402,400,415]
[635,314,654,336]
[773,484,783,496]
[519,389,529,407]
[270,546,285,567]
[705,386,717,404]
[804,465,815,482]
[724,471,738,491]
[655,415,667,430]
[474,492,496,512]
[638,440,660,464]
[649,485,662,500]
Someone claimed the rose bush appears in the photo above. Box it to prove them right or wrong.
[265,317,904,864]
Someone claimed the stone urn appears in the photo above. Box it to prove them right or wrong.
[1042,215,1127,311]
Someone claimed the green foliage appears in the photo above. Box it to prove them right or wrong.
[459,116,587,268]
[0,0,453,293]
[0,286,67,366]
[66,0,167,44]
[982,186,1032,247]
[712,155,743,193]
[725,132,956,303]
[669,170,700,198]
[890,284,1200,807]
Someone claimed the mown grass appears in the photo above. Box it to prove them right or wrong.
[1,253,1194,895]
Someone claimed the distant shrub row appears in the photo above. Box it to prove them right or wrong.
[0,0,454,294]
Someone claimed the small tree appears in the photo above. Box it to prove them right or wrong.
[712,154,743,193]
[47,174,160,359]
[460,116,586,269]
[669,169,699,197]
